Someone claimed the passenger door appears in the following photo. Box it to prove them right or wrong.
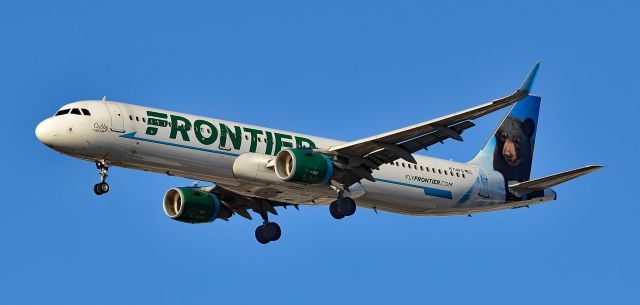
[106,103,125,132]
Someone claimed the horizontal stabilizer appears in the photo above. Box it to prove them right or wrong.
[508,165,603,195]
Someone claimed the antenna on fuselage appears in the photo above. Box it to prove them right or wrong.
[102,96,107,101]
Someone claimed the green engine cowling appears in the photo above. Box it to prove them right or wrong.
[274,148,334,184]
[163,187,227,223]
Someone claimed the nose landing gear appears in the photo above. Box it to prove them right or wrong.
[93,160,110,195]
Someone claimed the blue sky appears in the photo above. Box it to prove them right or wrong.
[0,0,637,304]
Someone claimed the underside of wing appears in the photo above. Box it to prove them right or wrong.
[205,184,296,220]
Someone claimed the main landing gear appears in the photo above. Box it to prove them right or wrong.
[255,222,281,244]
[254,201,281,244]
[329,196,357,219]
[93,160,110,195]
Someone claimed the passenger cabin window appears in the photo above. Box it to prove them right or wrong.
[70,108,82,115]
[142,118,146,123]
[55,109,70,116]
[81,109,91,116]
[129,115,133,120]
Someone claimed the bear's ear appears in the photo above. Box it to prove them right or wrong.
[521,118,536,138]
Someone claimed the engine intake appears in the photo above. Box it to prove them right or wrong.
[163,187,228,223]
[274,148,333,184]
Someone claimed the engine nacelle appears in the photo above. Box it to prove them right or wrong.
[274,148,333,184]
[233,153,283,184]
[163,187,230,223]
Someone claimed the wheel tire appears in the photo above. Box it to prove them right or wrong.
[98,182,109,194]
[265,222,281,241]
[93,184,103,195]
[329,201,344,219]
[337,197,356,216]
[255,225,269,244]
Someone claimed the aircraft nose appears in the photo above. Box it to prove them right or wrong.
[35,118,58,146]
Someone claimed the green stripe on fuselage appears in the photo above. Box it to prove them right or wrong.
[120,132,240,157]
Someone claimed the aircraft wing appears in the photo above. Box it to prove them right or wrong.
[321,62,541,188]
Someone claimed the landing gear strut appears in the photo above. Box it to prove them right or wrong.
[329,195,356,220]
[255,200,281,244]
[93,160,110,195]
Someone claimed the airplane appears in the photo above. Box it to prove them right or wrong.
[35,62,602,244]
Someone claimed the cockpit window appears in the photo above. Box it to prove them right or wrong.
[81,108,91,116]
[70,108,82,115]
[55,109,70,116]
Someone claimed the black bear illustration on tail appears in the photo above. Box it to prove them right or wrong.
[469,95,541,183]
[493,116,536,182]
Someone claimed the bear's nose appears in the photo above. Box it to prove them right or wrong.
[504,150,514,160]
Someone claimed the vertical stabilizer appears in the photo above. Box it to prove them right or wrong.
[469,95,541,182]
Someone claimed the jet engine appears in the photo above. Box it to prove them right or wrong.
[274,148,334,184]
[163,187,231,223]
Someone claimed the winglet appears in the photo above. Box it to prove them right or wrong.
[518,61,541,94]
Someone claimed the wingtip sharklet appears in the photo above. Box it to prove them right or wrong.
[518,61,541,94]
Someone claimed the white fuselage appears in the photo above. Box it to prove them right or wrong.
[36,100,556,216]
